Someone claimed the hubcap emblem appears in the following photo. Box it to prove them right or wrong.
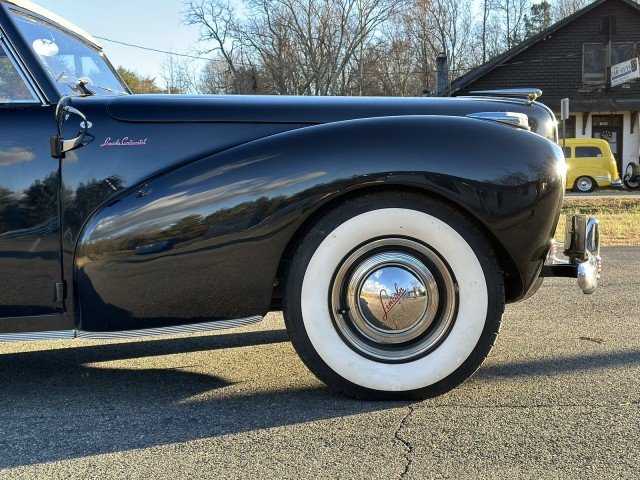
[359,266,429,333]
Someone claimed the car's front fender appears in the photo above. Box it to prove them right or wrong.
[75,115,565,331]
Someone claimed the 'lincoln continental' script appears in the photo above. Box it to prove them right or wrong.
[100,137,148,147]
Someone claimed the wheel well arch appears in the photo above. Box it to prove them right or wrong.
[271,183,523,308]
[573,174,596,183]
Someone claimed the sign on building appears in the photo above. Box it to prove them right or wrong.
[611,58,639,87]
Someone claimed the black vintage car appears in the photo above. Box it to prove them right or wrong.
[0,0,601,399]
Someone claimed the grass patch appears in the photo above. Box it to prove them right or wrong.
[557,197,640,246]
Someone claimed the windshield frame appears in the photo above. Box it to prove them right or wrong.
[6,5,130,98]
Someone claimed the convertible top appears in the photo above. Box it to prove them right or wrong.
[2,0,101,48]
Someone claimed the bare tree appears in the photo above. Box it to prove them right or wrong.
[182,0,562,97]
[404,0,438,94]
[373,14,426,96]
[183,0,259,93]
[553,0,591,21]
[423,0,476,78]
[183,0,402,95]
[480,0,499,63]
[160,54,201,93]
[498,0,530,50]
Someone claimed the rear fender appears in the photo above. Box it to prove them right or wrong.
[568,167,610,185]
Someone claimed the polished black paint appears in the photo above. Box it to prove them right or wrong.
[0,1,564,334]
[0,106,61,318]
[74,114,563,330]
[105,94,557,141]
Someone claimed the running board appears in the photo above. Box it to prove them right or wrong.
[0,316,263,342]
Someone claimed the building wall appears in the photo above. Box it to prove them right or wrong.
[456,0,640,111]
[454,0,640,177]
[567,112,639,174]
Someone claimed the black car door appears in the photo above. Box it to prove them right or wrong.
[0,39,62,318]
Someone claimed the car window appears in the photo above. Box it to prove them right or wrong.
[0,42,38,102]
[8,10,128,96]
[563,147,572,158]
[575,146,603,158]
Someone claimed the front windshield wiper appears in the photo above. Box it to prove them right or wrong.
[87,83,129,96]
[56,74,95,96]
[55,75,128,96]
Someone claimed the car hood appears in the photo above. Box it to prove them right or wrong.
[103,94,552,131]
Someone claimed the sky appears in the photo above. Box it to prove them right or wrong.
[34,0,205,86]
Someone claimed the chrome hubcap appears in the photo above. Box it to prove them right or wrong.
[626,164,638,186]
[331,238,457,362]
[577,178,593,191]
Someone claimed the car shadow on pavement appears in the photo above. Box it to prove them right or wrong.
[0,332,638,469]
[477,348,640,379]
[0,329,405,469]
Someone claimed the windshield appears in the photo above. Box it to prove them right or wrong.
[9,9,129,96]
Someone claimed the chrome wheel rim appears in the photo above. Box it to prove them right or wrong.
[625,164,638,187]
[626,163,636,179]
[331,238,457,362]
[576,177,593,192]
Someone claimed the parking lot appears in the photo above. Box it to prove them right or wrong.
[0,246,638,479]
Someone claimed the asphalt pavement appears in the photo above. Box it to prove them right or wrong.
[0,246,638,479]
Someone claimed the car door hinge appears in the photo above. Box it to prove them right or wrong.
[50,135,63,159]
[54,280,67,303]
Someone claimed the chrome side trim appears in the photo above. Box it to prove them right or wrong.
[0,330,75,342]
[77,316,264,340]
[467,111,530,130]
[470,88,543,102]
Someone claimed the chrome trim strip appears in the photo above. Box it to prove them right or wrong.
[77,316,264,340]
[467,111,530,130]
[0,330,75,342]
[470,88,543,102]
[594,176,611,182]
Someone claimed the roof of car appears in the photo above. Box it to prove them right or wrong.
[564,138,611,146]
[2,0,101,48]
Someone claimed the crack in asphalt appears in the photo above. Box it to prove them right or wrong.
[395,405,415,479]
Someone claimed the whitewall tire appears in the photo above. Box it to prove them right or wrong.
[283,192,504,400]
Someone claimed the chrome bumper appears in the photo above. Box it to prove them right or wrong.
[542,215,601,294]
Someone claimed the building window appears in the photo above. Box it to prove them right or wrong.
[557,115,576,140]
[583,43,636,84]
